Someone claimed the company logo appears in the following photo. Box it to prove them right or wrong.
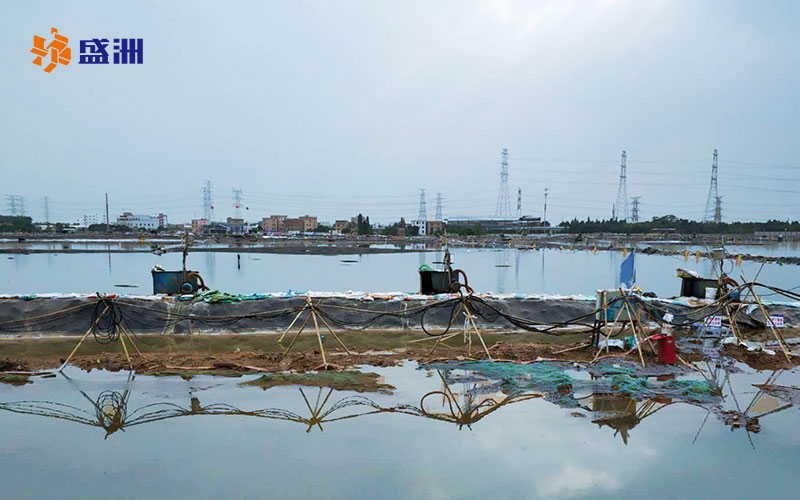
[31,27,71,73]
[31,27,143,73]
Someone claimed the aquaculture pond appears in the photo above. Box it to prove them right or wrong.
[1,361,798,499]
[3,247,800,297]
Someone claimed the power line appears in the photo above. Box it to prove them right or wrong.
[416,188,427,226]
[630,196,641,223]
[495,148,511,217]
[42,196,50,224]
[614,150,628,222]
[704,149,720,222]
[543,187,549,223]
[201,181,213,220]
[232,188,244,219]
[5,195,24,216]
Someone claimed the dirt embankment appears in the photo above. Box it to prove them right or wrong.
[1,333,796,377]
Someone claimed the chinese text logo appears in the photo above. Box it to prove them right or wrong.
[32,27,143,73]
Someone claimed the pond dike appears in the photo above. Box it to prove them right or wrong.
[0,293,798,337]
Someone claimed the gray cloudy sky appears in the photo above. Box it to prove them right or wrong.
[2,0,799,224]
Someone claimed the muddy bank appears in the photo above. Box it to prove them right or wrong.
[1,330,796,376]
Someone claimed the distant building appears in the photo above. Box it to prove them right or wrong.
[191,218,210,234]
[116,212,168,230]
[117,212,158,230]
[82,214,99,227]
[299,216,318,232]
[226,217,246,235]
[261,215,288,232]
[424,220,443,236]
[333,220,350,233]
[447,216,546,234]
[261,214,317,233]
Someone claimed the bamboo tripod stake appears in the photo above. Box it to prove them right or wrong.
[592,292,647,367]
[59,305,142,372]
[748,284,792,362]
[279,297,352,367]
[418,298,493,360]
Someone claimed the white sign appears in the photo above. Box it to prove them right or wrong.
[769,314,785,328]
[705,315,723,328]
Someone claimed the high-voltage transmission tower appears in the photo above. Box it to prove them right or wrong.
[704,149,720,223]
[201,181,213,220]
[417,188,427,226]
[232,188,244,219]
[614,151,628,222]
[42,196,50,224]
[495,148,511,217]
[714,196,723,224]
[5,195,25,216]
[543,188,549,223]
[434,192,443,221]
[516,188,522,217]
[630,196,641,223]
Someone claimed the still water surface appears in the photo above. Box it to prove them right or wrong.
[3,248,799,297]
[0,362,797,499]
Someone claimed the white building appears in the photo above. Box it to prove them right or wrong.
[74,214,99,228]
[117,212,159,230]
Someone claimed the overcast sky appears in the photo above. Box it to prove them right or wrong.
[2,0,799,224]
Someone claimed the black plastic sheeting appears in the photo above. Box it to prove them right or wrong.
[0,296,797,337]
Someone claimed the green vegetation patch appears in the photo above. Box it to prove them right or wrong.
[151,368,252,380]
[0,374,32,386]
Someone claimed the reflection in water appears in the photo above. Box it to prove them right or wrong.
[205,252,215,284]
[0,369,543,437]
[694,360,796,447]
[2,362,792,448]
[0,372,394,438]
[587,392,670,445]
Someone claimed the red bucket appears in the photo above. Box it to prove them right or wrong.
[651,334,677,364]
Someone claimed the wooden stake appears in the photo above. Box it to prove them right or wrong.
[118,328,133,367]
[314,308,352,355]
[281,310,313,357]
[311,309,328,367]
[749,284,791,362]
[279,304,308,343]
[463,301,493,361]
[59,305,110,372]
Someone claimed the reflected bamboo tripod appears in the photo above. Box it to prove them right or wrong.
[278,297,351,367]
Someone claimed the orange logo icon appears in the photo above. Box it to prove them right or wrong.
[31,27,71,73]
